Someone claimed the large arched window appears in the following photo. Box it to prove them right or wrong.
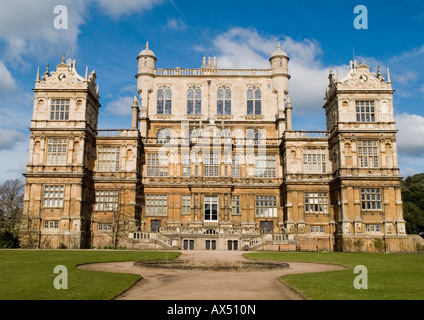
[157,85,172,114]
[217,86,231,115]
[187,86,202,115]
[247,86,261,115]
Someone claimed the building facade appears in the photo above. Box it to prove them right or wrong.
[21,44,410,252]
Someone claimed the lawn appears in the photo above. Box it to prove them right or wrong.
[0,249,181,300]
[244,252,424,300]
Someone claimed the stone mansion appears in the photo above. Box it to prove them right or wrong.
[21,43,411,252]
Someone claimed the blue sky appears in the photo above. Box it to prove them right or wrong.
[0,0,423,181]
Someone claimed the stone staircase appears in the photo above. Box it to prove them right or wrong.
[128,230,292,251]
[128,232,177,250]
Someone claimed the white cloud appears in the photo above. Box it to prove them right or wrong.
[0,0,164,63]
[394,70,418,85]
[166,17,187,31]
[395,113,424,157]
[390,44,424,62]
[91,0,165,18]
[0,0,86,63]
[0,129,25,151]
[105,96,134,116]
[209,27,347,115]
[0,139,28,182]
[0,61,17,97]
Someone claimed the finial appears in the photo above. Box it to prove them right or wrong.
[277,42,281,50]
[387,68,391,83]
[61,53,65,64]
[133,95,139,107]
[330,65,333,73]
[36,66,40,82]
[286,97,292,108]
[146,41,149,50]
[85,66,88,80]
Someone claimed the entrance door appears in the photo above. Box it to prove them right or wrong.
[151,219,161,232]
[228,240,233,250]
[227,240,239,251]
[260,221,273,234]
[206,240,216,250]
[204,196,218,222]
[183,239,195,250]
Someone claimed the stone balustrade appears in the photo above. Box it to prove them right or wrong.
[155,69,271,77]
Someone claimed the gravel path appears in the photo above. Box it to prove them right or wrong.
[78,250,344,300]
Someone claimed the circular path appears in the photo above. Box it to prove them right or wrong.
[78,250,344,300]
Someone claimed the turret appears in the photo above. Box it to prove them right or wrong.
[269,42,290,117]
[136,41,157,118]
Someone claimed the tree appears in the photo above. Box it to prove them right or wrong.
[0,179,25,247]
[0,179,25,231]
[373,238,387,253]
[401,174,424,234]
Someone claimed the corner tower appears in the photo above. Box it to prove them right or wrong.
[22,55,100,248]
[324,60,407,252]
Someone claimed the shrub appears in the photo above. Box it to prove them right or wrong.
[343,238,353,252]
[373,238,387,252]
[58,243,67,249]
[0,230,20,248]
[353,239,364,252]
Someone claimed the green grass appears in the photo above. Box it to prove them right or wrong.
[244,252,424,300]
[0,249,181,300]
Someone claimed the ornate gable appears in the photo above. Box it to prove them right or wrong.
[326,60,392,98]
[35,55,99,98]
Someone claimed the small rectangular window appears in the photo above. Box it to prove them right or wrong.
[303,149,326,173]
[255,154,276,178]
[255,196,277,217]
[95,191,118,211]
[305,193,328,213]
[356,101,375,122]
[358,141,379,168]
[145,195,167,216]
[46,138,67,165]
[361,189,382,211]
[44,220,59,229]
[232,196,240,215]
[50,99,70,121]
[146,153,168,177]
[97,146,120,172]
[204,153,219,177]
[182,195,191,215]
[43,185,64,208]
